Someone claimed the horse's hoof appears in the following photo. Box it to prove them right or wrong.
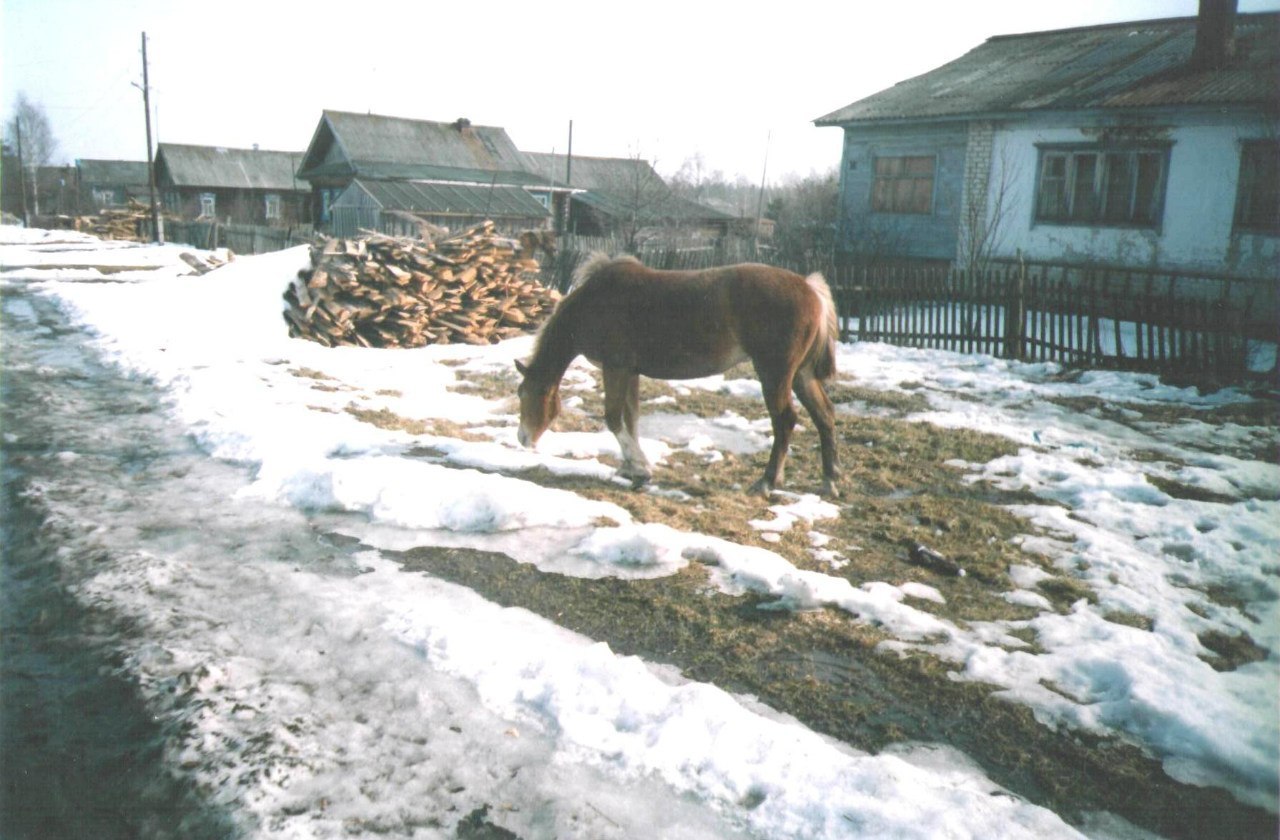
[747,478,773,497]
[822,480,841,500]
[618,468,651,489]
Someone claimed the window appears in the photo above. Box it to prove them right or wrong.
[1234,140,1279,234]
[1035,145,1168,227]
[872,155,936,214]
[199,192,216,218]
[265,193,282,220]
[320,188,338,223]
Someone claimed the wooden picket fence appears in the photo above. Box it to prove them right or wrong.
[828,260,1275,379]
[160,220,315,255]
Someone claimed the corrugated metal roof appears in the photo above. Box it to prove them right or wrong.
[157,144,304,190]
[520,152,731,222]
[522,152,666,191]
[815,12,1278,125]
[76,159,149,187]
[340,178,549,219]
[314,161,552,188]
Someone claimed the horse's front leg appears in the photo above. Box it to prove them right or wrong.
[603,366,650,488]
[749,369,798,497]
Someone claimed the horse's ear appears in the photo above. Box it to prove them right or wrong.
[515,360,529,376]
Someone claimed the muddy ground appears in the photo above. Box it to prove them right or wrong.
[346,359,1278,839]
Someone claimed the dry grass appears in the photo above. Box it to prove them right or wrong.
[341,363,1081,626]
[331,360,1279,839]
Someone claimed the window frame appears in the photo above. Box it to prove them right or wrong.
[870,154,938,216]
[264,192,282,221]
[1233,139,1279,235]
[320,188,338,223]
[199,192,217,219]
[91,187,118,209]
[1033,143,1170,231]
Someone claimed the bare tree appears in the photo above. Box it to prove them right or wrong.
[957,136,1021,276]
[604,148,676,253]
[766,169,839,268]
[955,133,1026,353]
[5,93,61,218]
[6,93,59,169]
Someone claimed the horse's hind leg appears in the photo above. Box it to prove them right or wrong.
[603,366,650,488]
[750,364,799,497]
[794,370,841,498]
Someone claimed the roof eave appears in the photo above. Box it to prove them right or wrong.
[814,100,1277,129]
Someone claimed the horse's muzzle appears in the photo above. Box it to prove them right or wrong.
[517,426,532,448]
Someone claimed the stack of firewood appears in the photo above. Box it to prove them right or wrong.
[76,200,150,241]
[283,220,560,348]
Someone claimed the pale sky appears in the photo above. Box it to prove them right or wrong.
[3,0,1277,184]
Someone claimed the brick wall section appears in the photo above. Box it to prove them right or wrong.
[957,120,996,268]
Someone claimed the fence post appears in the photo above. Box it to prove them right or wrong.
[1111,278,1125,365]
[1004,261,1025,360]
[1087,273,1102,366]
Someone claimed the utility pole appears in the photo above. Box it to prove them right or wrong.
[13,117,29,226]
[754,131,771,260]
[565,120,573,186]
[140,32,163,243]
[561,120,573,234]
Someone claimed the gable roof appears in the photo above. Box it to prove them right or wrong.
[76,159,149,188]
[522,151,731,223]
[815,12,1279,126]
[522,152,666,192]
[297,111,532,181]
[156,144,305,191]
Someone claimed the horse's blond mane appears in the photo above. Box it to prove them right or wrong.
[569,252,640,291]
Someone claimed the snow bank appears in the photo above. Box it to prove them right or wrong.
[8,229,1277,827]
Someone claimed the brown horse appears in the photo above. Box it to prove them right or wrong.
[515,253,841,497]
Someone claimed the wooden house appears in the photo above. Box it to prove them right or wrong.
[296,111,558,233]
[815,3,1279,279]
[154,143,310,226]
[523,151,735,245]
[76,159,151,212]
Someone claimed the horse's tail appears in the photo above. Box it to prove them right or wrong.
[805,272,838,381]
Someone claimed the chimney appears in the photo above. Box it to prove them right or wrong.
[453,117,472,134]
[1191,0,1237,71]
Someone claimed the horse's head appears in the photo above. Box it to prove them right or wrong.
[515,359,560,448]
